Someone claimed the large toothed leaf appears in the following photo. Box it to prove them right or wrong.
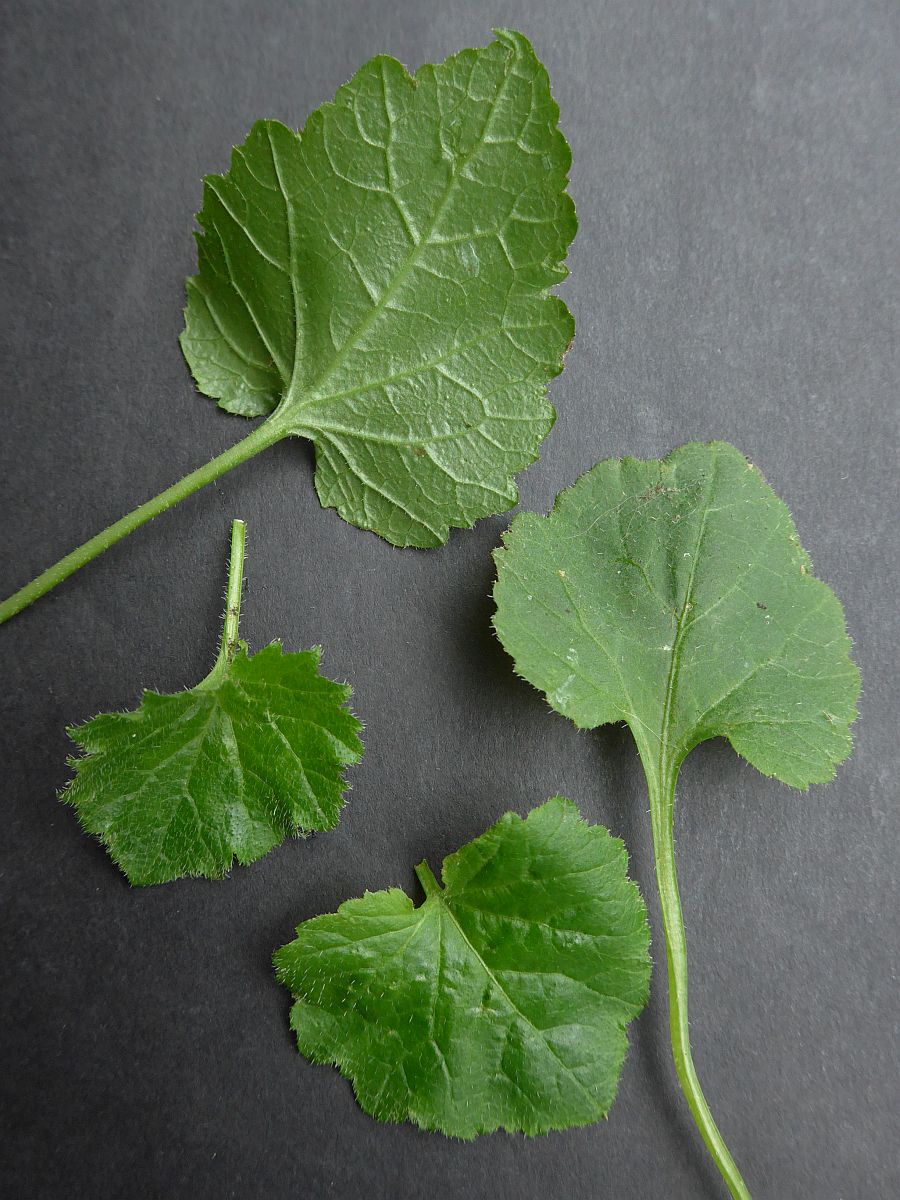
[274,797,650,1138]
[493,441,860,789]
[180,29,577,547]
[63,644,363,886]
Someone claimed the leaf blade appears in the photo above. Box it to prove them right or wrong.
[274,797,650,1138]
[63,643,363,885]
[493,440,860,788]
[181,30,577,547]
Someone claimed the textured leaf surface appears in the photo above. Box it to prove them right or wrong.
[274,797,650,1138]
[493,441,859,788]
[64,645,362,885]
[181,29,576,547]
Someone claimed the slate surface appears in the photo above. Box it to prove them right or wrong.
[1,2,897,1197]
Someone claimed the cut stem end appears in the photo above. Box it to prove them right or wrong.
[414,861,441,899]
[198,518,249,691]
[222,517,247,661]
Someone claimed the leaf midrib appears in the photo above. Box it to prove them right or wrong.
[434,891,602,1111]
[655,447,720,788]
[647,451,840,781]
[280,43,519,419]
[266,123,304,393]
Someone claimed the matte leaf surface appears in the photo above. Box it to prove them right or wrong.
[493,440,859,788]
[274,797,650,1138]
[492,441,859,1197]
[62,522,362,885]
[181,29,576,547]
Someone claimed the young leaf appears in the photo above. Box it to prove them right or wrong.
[274,797,650,1138]
[0,29,576,624]
[62,520,363,885]
[493,442,860,1197]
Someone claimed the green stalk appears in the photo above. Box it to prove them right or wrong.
[0,417,284,626]
[197,518,247,691]
[648,765,752,1200]
[220,517,246,662]
[414,861,442,899]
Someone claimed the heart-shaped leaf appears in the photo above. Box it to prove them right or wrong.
[493,440,859,789]
[275,797,650,1137]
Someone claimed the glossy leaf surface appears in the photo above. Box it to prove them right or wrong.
[275,797,650,1137]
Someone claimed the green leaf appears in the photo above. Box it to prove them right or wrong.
[180,29,576,548]
[274,797,650,1138]
[0,30,577,629]
[493,440,859,789]
[62,522,362,885]
[493,441,859,1197]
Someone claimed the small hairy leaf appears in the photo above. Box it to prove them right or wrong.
[493,441,859,788]
[181,29,576,547]
[62,521,363,885]
[64,645,362,886]
[274,797,650,1138]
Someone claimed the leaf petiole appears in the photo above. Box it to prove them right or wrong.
[222,516,247,660]
[414,860,441,898]
[0,415,285,626]
[197,517,248,691]
[646,762,752,1200]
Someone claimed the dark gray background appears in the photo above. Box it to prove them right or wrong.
[1,1,897,1197]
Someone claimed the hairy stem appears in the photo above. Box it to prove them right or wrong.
[221,517,246,660]
[0,418,284,626]
[648,765,752,1200]
[198,518,247,690]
